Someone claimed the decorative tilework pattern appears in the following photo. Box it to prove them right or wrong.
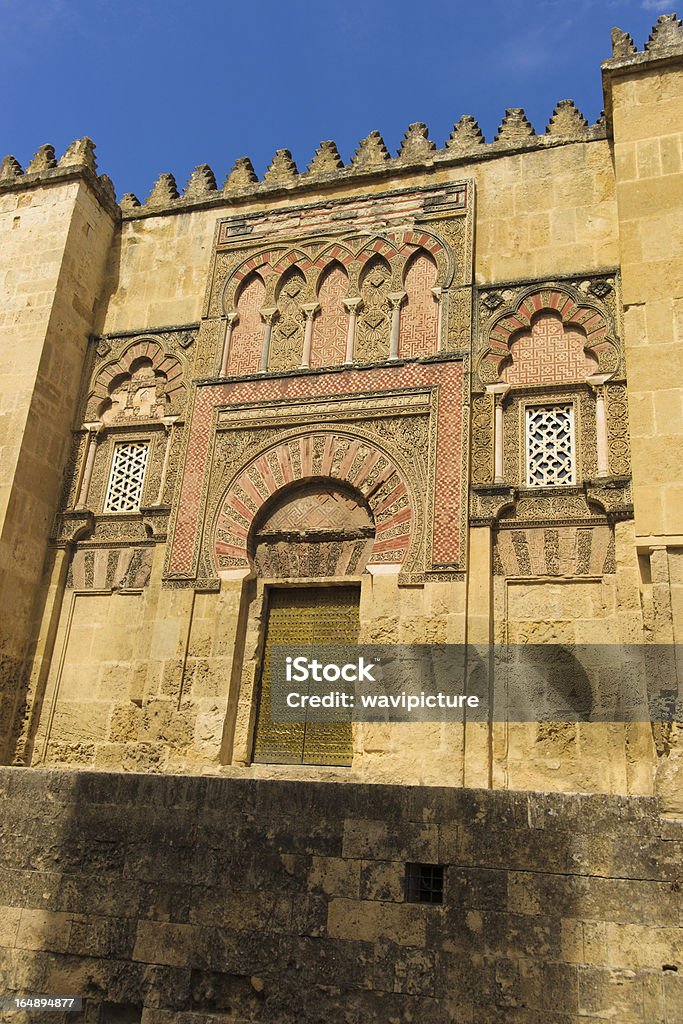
[228,273,265,375]
[502,313,597,385]
[167,361,465,578]
[483,288,613,381]
[399,252,438,358]
[312,264,348,368]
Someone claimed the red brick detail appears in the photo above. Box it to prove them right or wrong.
[312,243,356,272]
[399,252,438,358]
[227,273,265,375]
[398,230,444,261]
[502,313,598,386]
[357,239,397,265]
[312,263,348,368]
[271,250,314,275]
[228,494,253,522]
[376,505,412,531]
[278,444,294,485]
[351,449,381,490]
[256,455,279,496]
[372,536,409,554]
[232,252,280,286]
[487,289,610,383]
[168,361,465,577]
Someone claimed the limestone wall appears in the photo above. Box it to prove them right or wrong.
[610,62,683,543]
[0,768,680,1024]
[0,171,116,762]
[604,23,683,811]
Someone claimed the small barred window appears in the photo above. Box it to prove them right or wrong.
[526,405,575,486]
[104,442,149,512]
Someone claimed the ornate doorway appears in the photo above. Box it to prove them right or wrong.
[248,479,372,766]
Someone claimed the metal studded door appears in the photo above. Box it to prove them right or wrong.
[252,586,359,766]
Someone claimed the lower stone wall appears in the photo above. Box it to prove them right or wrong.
[0,768,681,1024]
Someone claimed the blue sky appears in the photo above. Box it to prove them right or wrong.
[0,0,675,199]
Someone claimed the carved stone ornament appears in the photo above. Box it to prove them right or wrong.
[545,101,589,140]
[183,164,218,199]
[446,115,485,152]
[307,141,344,175]
[477,281,621,386]
[223,157,258,190]
[495,109,535,144]
[26,144,57,174]
[646,14,683,53]
[0,155,23,181]
[611,26,637,58]
[350,131,390,171]
[263,149,298,186]
[397,123,436,163]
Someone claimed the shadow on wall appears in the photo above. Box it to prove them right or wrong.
[0,768,681,1023]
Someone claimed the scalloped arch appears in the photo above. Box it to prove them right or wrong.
[480,286,619,382]
[88,338,185,418]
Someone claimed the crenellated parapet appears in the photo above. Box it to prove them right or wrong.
[0,100,610,220]
[604,13,683,70]
[0,137,119,214]
[105,100,605,220]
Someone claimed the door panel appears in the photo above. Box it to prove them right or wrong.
[252,586,359,766]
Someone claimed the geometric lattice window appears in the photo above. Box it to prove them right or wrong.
[526,405,575,486]
[104,442,149,512]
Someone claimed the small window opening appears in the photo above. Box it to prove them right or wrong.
[405,862,444,904]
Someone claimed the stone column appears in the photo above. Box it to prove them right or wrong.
[75,422,102,510]
[300,303,320,368]
[259,308,278,372]
[588,374,611,477]
[343,298,361,365]
[431,286,443,352]
[155,416,179,505]
[465,524,494,789]
[388,292,406,361]
[219,312,237,377]
[486,383,510,484]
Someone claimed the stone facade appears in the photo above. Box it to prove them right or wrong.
[1,16,683,1023]
[0,16,682,806]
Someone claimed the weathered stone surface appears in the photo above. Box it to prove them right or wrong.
[0,769,679,1023]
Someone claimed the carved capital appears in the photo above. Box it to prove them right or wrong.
[260,307,278,326]
[486,382,511,405]
[388,291,407,309]
[302,302,320,320]
[343,297,362,314]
